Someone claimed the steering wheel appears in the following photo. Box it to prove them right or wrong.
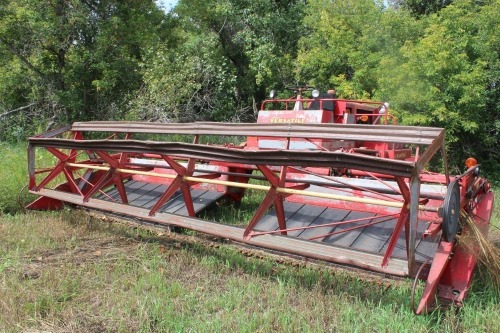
[285,85,314,94]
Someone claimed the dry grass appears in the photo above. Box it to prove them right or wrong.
[1,207,499,332]
[457,209,500,289]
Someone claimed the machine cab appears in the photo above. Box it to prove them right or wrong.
[248,86,397,154]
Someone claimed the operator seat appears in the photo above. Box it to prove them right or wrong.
[307,92,335,111]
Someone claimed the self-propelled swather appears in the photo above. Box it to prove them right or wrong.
[27,87,494,314]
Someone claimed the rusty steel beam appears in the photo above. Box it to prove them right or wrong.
[408,173,421,275]
[69,122,443,146]
[27,143,36,189]
[33,125,71,138]
[414,130,446,174]
[29,138,416,177]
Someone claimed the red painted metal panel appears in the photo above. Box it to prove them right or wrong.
[416,241,454,314]
[437,191,494,304]
[25,193,65,210]
[250,110,344,150]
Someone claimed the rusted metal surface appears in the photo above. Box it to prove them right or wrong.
[33,125,71,138]
[69,122,444,145]
[30,138,417,177]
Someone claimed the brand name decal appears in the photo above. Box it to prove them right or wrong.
[270,118,305,123]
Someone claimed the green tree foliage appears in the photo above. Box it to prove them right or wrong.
[377,0,499,172]
[0,0,498,176]
[298,0,498,173]
[0,0,165,140]
[388,0,453,16]
[297,0,398,98]
[131,31,240,122]
[135,0,306,122]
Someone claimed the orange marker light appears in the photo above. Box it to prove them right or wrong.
[360,115,369,122]
[465,157,477,168]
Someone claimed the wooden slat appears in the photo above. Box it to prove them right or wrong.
[128,183,164,208]
[350,216,398,253]
[285,205,327,237]
[254,202,303,231]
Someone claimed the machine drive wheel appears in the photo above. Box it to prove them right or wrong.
[442,181,461,242]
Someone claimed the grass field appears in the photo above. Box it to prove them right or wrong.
[0,143,499,332]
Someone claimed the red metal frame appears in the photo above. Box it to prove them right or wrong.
[25,116,493,314]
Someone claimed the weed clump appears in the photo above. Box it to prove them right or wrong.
[457,210,500,289]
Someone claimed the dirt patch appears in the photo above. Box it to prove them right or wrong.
[22,314,111,333]
[14,236,141,283]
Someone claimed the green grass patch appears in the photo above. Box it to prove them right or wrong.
[0,143,30,214]
[1,209,499,332]
[200,177,268,225]
[0,143,87,215]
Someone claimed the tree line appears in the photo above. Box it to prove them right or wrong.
[0,0,498,176]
